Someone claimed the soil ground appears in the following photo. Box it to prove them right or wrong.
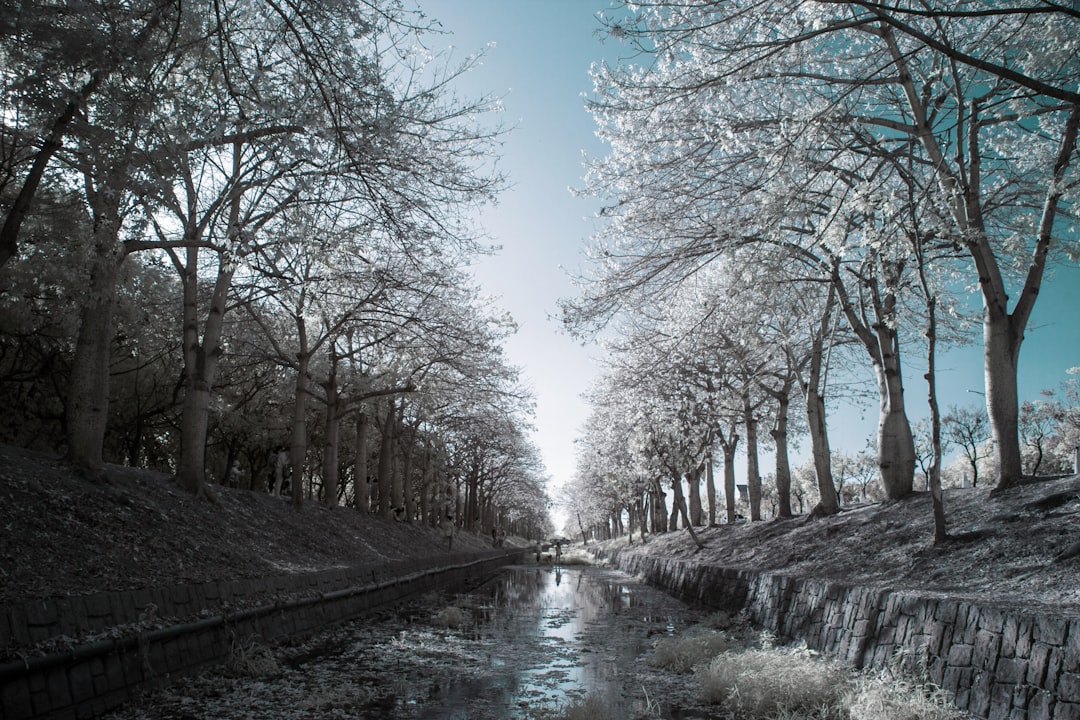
[2,443,1078,618]
[0,444,492,609]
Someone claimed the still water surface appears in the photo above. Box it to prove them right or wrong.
[380,564,704,717]
[108,564,711,719]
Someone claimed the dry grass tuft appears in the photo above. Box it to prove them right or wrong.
[843,649,966,720]
[844,677,964,720]
[650,631,744,673]
[430,605,472,629]
[225,635,280,677]
[696,644,851,718]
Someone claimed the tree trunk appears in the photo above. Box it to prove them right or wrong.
[719,428,738,524]
[635,496,648,543]
[801,286,839,516]
[686,465,703,526]
[924,296,948,543]
[705,451,717,526]
[353,407,370,511]
[288,351,310,506]
[390,404,406,513]
[321,364,340,508]
[771,387,793,519]
[672,473,704,549]
[833,257,915,500]
[743,389,762,520]
[401,425,416,523]
[66,184,124,473]
[984,317,1021,487]
[377,400,394,517]
[668,472,683,531]
[419,444,433,525]
[874,345,916,500]
[650,478,667,533]
[175,192,239,498]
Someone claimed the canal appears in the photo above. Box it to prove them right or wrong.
[104,563,718,719]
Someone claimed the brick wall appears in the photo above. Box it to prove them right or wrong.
[0,550,523,720]
[597,549,1080,720]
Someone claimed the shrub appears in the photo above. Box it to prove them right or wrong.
[844,677,965,720]
[552,695,614,720]
[695,645,851,718]
[225,635,280,677]
[843,649,966,720]
[430,605,471,629]
[650,631,744,673]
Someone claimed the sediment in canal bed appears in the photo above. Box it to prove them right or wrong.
[0,549,525,720]
[589,544,1080,720]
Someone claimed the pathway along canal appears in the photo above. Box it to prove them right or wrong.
[104,563,722,719]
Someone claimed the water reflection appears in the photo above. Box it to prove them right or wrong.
[101,564,711,720]
[383,564,702,718]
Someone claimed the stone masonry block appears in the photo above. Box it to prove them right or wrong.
[1030,643,1053,687]
[46,666,72,710]
[1037,617,1068,646]
[928,655,947,686]
[994,657,1027,685]
[1001,615,1020,658]
[969,671,993,718]
[28,620,57,643]
[25,598,58,627]
[83,593,111,619]
[1053,702,1080,720]
[151,587,172,616]
[980,607,1006,634]
[107,594,129,626]
[1016,616,1035,659]
[58,598,87,636]
[1059,672,1080,703]
[974,629,1003,672]
[931,619,951,656]
[202,581,221,605]
[949,667,976,708]
[987,681,1015,720]
[105,654,125,692]
[170,584,191,608]
[1065,620,1080,673]
[936,600,959,625]
[90,657,110,695]
[68,663,95,703]
[1,675,32,720]
[1047,648,1065,694]
[949,643,974,666]
[7,605,30,646]
[1027,690,1053,719]
[31,688,54,716]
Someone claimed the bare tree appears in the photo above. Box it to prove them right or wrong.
[943,405,991,488]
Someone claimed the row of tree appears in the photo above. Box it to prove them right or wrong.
[561,1,1079,543]
[1,0,551,539]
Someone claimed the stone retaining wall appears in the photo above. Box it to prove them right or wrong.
[595,548,1080,720]
[0,550,524,720]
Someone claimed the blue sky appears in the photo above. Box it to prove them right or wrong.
[419,0,618,495]
[418,1,1080,505]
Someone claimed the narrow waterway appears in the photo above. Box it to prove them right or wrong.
[105,563,716,719]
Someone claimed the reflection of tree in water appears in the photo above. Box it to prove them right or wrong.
[106,566,708,719]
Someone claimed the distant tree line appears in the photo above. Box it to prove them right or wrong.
[0,0,551,540]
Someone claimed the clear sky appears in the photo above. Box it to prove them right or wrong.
[419,0,618,499]
[417,1,1080,514]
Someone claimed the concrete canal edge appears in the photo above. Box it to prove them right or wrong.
[0,549,525,720]
[591,546,1080,720]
